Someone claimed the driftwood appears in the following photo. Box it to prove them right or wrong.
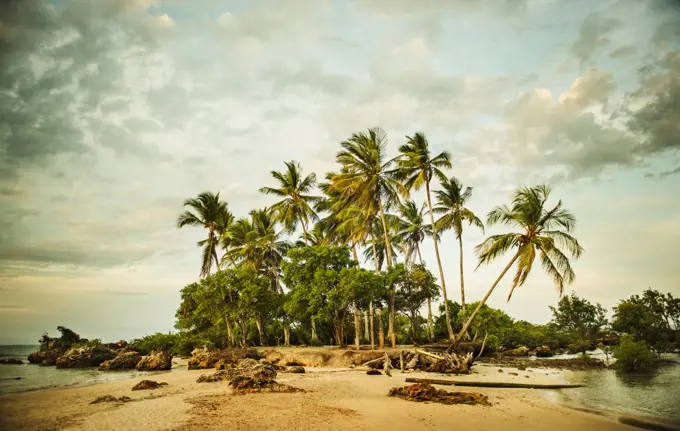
[405,377,584,389]
[383,353,392,377]
[405,353,419,370]
[415,349,474,374]
[399,351,404,372]
[361,357,384,368]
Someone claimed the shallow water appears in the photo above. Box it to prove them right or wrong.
[0,345,178,395]
[559,355,680,422]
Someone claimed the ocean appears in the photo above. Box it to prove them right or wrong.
[0,345,178,395]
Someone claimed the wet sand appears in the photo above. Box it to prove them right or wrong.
[0,359,645,431]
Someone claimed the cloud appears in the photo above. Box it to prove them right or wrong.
[627,50,680,155]
[570,14,620,66]
[645,165,680,179]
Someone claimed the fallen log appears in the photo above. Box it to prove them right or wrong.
[415,349,443,360]
[405,377,584,389]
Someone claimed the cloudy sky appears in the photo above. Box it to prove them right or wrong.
[1,0,679,344]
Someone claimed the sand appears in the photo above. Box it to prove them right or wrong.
[0,356,650,431]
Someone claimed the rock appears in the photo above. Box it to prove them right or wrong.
[366,369,382,375]
[56,346,116,369]
[99,351,142,370]
[229,375,304,394]
[508,372,518,376]
[286,366,305,374]
[131,380,168,391]
[197,359,277,383]
[0,358,23,365]
[28,349,64,366]
[497,369,503,373]
[524,375,530,378]
[503,346,530,357]
[90,395,132,404]
[534,346,553,358]
[136,351,172,371]
[188,347,261,370]
[517,364,527,371]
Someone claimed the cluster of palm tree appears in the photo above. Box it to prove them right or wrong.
[178,127,582,348]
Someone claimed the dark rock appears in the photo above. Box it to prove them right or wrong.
[189,347,262,370]
[90,395,133,404]
[136,351,172,371]
[497,369,503,373]
[131,380,168,391]
[0,358,23,365]
[534,346,554,358]
[509,372,518,376]
[503,346,530,357]
[286,366,305,374]
[517,364,527,371]
[197,359,277,383]
[366,369,382,375]
[28,349,64,366]
[56,346,116,369]
[99,351,142,370]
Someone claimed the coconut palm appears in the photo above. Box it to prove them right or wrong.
[177,192,232,278]
[452,185,583,347]
[259,161,319,245]
[433,176,484,308]
[392,200,436,341]
[329,128,406,347]
[394,132,455,340]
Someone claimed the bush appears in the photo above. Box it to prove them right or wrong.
[613,337,658,373]
[484,335,500,355]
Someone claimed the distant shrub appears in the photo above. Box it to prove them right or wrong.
[129,332,215,356]
[484,335,500,355]
[309,338,324,347]
[613,336,658,373]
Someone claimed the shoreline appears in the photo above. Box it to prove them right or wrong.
[0,360,664,431]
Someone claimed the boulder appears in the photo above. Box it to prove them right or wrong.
[99,351,142,370]
[131,380,168,391]
[0,358,24,365]
[534,346,554,358]
[503,346,530,357]
[136,350,172,371]
[56,346,116,369]
[188,347,261,370]
[28,349,64,366]
[197,359,277,383]
[286,366,305,374]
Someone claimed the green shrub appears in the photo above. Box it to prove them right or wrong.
[613,336,658,373]
[484,335,500,355]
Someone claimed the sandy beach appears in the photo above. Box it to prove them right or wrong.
[0,356,652,431]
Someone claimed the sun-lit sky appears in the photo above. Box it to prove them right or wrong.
[1,0,679,344]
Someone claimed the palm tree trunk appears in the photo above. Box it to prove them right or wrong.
[370,234,379,350]
[453,250,521,347]
[369,303,375,349]
[417,244,434,342]
[377,308,385,349]
[255,316,266,346]
[458,234,466,308]
[311,317,318,341]
[300,217,309,246]
[353,301,361,349]
[225,316,235,348]
[240,319,247,347]
[284,326,291,346]
[364,310,370,341]
[425,181,454,341]
[377,197,396,348]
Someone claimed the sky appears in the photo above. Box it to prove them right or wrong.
[0,0,679,344]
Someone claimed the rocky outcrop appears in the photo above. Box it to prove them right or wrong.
[131,380,168,391]
[99,351,142,370]
[28,349,64,366]
[136,351,172,371]
[0,358,24,365]
[197,359,277,383]
[503,346,530,357]
[188,347,261,370]
[55,346,116,369]
[533,346,554,358]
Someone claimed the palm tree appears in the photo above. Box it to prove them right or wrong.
[452,185,583,347]
[394,132,454,340]
[392,200,436,341]
[177,192,231,278]
[329,128,406,347]
[260,161,319,245]
[433,177,484,308]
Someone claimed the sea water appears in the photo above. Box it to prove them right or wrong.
[0,345,178,395]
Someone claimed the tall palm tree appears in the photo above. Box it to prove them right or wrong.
[433,177,484,308]
[392,200,436,341]
[394,132,454,340]
[329,128,406,347]
[259,161,319,245]
[177,192,231,278]
[452,185,583,347]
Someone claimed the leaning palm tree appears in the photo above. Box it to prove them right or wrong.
[394,132,455,340]
[177,192,231,278]
[433,176,484,308]
[259,161,319,245]
[452,185,583,347]
[329,128,406,347]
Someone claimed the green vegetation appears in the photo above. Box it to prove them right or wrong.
[613,336,658,373]
[164,127,677,365]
